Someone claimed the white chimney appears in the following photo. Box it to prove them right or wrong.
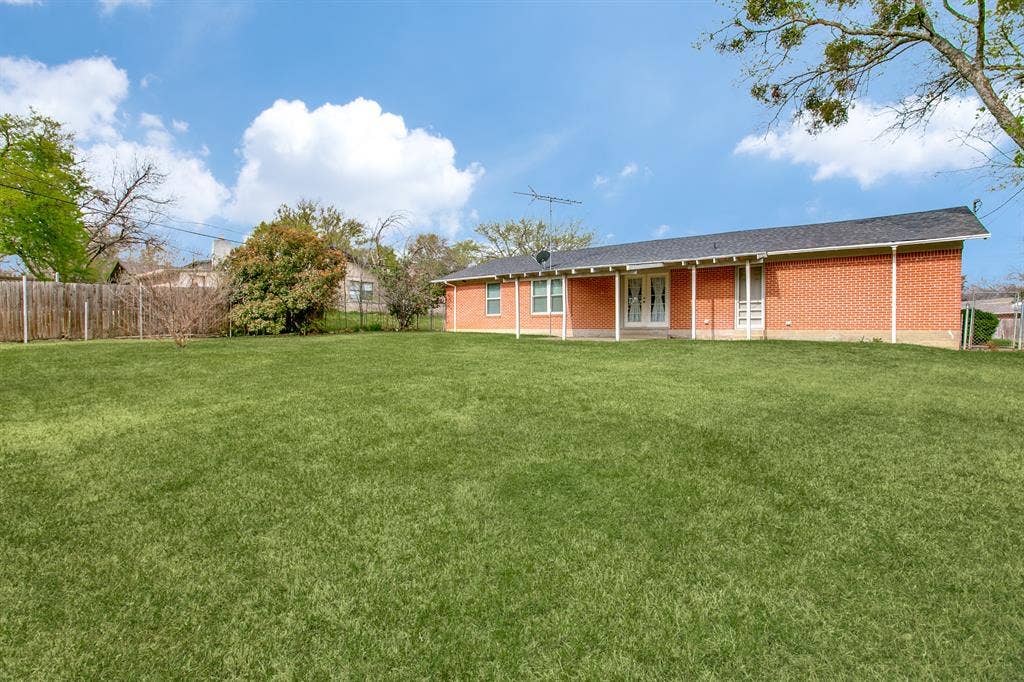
[211,238,234,265]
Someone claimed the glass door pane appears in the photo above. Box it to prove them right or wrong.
[649,276,666,323]
[626,277,642,323]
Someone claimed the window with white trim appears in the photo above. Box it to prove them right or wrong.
[531,278,564,314]
[347,280,374,302]
[485,282,501,315]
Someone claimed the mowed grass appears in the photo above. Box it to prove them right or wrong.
[1,333,1023,678]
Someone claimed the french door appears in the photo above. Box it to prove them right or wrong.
[624,274,668,327]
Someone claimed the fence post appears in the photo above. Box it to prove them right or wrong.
[84,300,89,341]
[967,305,975,348]
[138,285,144,340]
[21,275,29,344]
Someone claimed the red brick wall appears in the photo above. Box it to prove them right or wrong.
[669,269,693,330]
[895,249,962,330]
[569,276,615,330]
[765,254,890,330]
[445,246,963,336]
[669,266,737,333]
[764,247,961,331]
[447,280,518,331]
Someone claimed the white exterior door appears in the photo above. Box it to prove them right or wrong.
[735,265,764,329]
[623,273,669,327]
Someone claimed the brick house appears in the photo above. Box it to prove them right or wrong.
[436,207,988,349]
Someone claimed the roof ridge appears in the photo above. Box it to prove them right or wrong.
[547,206,972,259]
[438,206,985,282]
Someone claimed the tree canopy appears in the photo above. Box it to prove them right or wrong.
[707,0,1024,180]
[272,199,367,254]
[0,112,89,279]
[473,218,595,260]
[224,221,346,335]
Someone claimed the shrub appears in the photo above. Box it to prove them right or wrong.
[964,309,999,344]
[224,223,346,335]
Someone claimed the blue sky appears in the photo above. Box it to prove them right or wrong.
[1,0,1020,281]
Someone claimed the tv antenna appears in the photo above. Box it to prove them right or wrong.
[515,187,581,339]
[514,186,582,230]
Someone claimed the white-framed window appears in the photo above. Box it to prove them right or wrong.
[531,278,564,314]
[347,280,374,302]
[485,282,501,315]
[735,265,764,329]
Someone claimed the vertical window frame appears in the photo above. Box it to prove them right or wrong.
[485,282,502,316]
[532,279,549,314]
[530,278,565,316]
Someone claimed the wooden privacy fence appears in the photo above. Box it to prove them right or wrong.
[0,279,229,343]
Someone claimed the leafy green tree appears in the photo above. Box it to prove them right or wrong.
[706,0,1024,179]
[0,112,89,279]
[272,198,366,253]
[224,221,346,335]
[373,256,435,330]
[448,238,484,271]
[473,218,594,260]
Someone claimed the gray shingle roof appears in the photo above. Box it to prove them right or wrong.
[439,206,988,282]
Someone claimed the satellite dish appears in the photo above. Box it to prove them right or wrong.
[535,250,550,266]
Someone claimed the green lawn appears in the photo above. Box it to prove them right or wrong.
[2,333,1023,678]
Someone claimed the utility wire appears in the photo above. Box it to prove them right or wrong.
[1,161,249,238]
[980,184,1024,219]
[0,179,243,244]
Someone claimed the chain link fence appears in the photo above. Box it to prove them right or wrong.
[961,291,1024,350]
[321,287,445,333]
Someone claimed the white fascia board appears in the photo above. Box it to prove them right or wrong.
[625,262,665,271]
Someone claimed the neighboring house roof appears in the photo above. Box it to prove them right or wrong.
[437,206,989,282]
[962,297,1020,315]
[90,258,132,283]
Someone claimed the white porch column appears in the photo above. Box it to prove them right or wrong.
[452,284,457,333]
[514,278,520,339]
[690,266,696,340]
[891,245,898,343]
[614,272,621,342]
[561,275,567,340]
[745,260,752,341]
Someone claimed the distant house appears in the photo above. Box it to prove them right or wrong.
[436,207,989,349]
[340,254,383,311]
[135,238,234,288]
[91,258,134,284]
[963,297,1022,339]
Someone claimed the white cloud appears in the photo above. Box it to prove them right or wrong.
[85,140,229,222]
[593,160,650,197]
[1,0,41,5]
[0,57,484,239]
[652,224,670,238]
[139,112,162,128]
[227,97,483,232]
[99,0,151,13]
[0,56,227,223]
[734,96,989,188]
[0,56,127,141]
